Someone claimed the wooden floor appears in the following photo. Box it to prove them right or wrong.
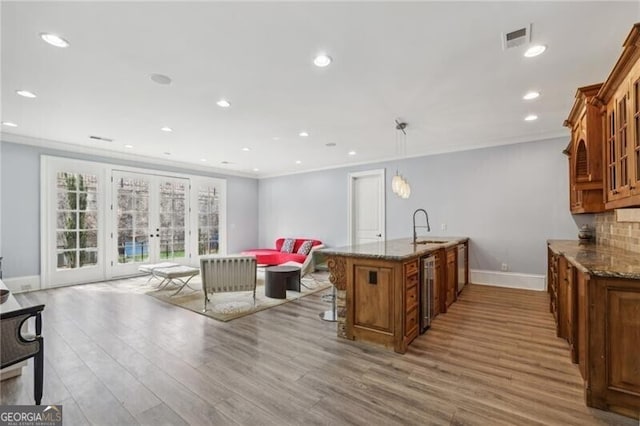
[0,281,635,425]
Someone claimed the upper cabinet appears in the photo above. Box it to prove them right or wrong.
[598,23,640,209]
[563,83,605,213]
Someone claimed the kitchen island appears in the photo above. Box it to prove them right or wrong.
[321,237,469,353]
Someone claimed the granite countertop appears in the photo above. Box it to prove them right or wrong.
[548,240,640,280]
[319,237,469,261]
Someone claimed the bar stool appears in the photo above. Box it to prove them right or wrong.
[319,285,337,322]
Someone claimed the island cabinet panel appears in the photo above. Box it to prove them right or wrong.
[323,237,469,354]
[445,247,457,309]
[576,270,588,380]
[353,265,394,333]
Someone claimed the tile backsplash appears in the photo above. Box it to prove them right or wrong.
[595,211,640,254]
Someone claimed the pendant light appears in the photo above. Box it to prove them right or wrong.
[392,120,411,199]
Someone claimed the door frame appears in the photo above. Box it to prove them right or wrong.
[347,169,386,246]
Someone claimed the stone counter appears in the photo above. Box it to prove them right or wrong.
[319,237,469,261]
[547,239,640,280]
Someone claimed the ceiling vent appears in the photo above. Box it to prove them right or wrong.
[89,135,113,142]
[503,24,531,50]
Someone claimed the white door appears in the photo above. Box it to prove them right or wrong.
[44,161,106,287]
[111,171,189,277]
[349,169,385,245]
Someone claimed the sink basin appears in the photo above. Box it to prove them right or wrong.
[413,240,448,245]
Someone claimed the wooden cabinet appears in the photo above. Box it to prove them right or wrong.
[445,247,457,309]
[547,245,640,418]
[547,248,559,323]
[599,23,640,209]
[430,251,442,318]
[345,256,421,354]
[563,84,606,213]
[403,259,419,345]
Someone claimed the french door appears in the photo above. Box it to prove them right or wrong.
[111,171,189,277]
[42,156,226,288]
[43,160,107,287]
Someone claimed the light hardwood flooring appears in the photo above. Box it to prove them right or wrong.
[0,280,635,425]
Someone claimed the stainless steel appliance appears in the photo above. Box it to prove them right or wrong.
[457,244,466,293]
[421,255,435,333]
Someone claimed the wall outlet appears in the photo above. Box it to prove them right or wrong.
[441,223,447,231]
[501,263,508,272]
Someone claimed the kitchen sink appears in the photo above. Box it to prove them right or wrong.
[413,240,448,245]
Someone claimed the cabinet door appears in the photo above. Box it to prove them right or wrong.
[631,73,640,196]
[576,271,588,380]
[606,84,632,204]
[445,248,457,308]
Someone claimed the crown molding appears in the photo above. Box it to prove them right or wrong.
[0,132,257,179]
[258,131,568,179]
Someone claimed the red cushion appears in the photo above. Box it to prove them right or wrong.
[275,238,322,252]
[243,238,322,266]
[241,250,307,266]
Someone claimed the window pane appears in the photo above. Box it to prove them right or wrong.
[57,172,77,191]
[57,231,77,250]
[57,191,76,210]
[79,212,97,230]
[57,251,77,269]
[79,231,98,248]
[79,250,98,267]
[57,212,77,230]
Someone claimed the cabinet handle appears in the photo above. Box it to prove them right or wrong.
[612,190,619,195]
[631,185,637,190]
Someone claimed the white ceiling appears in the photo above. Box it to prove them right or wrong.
[1,1,639,177]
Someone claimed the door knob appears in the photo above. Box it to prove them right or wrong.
[376,233,382,237]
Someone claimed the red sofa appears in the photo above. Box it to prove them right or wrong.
[242,238,323,266]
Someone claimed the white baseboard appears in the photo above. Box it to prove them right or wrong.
[470,269,546,291]
[2,275,41,293]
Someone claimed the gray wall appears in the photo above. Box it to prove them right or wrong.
[259,137,592,275]
[0,141,259,278]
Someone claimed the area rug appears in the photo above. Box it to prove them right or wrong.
[144,270,332,322]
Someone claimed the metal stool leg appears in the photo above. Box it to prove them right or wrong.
[319,286,337,322]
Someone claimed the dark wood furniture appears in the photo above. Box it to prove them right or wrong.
[548,241,640,419]
[0,304,45,405]
[265,265,301,299]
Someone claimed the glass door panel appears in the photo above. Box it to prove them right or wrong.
[46,160,105,287]
[197,185,220,256]
[158,179,188,261]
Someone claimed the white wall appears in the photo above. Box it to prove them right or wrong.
[259,137,593,276]
[0,141,259,279]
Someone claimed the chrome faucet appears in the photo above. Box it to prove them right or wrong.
[413,208,431,244]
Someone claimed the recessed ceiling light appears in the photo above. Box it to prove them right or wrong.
[242,147,250,152]
[16,90,37,98]
[313,54,332,67]
[40,33,70,48]
[524,114,538,121]
[325,142,336,147]
[524,45,546,58]
[348,150,357,156]
[295,160,302,164]
[150,73,172,85]
[124,144,134,149]
[200,158,207,162]
[160,126,173,132]
[272,137,280,141]
[1,122,18,127]
[253,168,259,172]
[299,131,309,137]
[163,152,171,156]
[216,99,231,108]
[523,91,540,100]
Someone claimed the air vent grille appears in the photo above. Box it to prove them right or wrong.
[503,24,531,50]
[89,135,113,142]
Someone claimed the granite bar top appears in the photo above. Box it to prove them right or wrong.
[548,240,640,280]
[319,237,469,261]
